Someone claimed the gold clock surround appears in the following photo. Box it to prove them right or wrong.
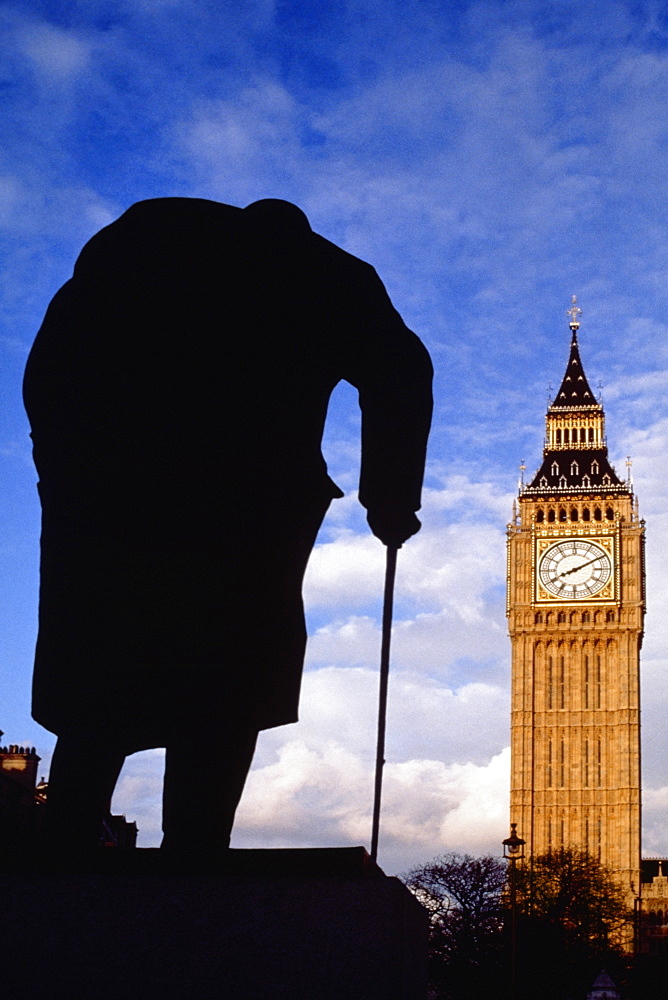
[534,532,617,604]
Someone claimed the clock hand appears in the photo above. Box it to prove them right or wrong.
[554,555,604,581]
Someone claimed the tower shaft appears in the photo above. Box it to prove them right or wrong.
[507,311,645,904]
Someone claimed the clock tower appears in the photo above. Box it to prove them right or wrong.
[507,299,645,902]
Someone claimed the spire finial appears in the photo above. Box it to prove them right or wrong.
[567,294,582,330]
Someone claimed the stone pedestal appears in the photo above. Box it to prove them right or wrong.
[2,847,427,999]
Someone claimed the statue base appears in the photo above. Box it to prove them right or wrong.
[2,847,428,999]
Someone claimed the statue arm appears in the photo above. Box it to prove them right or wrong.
[340,265,433,546]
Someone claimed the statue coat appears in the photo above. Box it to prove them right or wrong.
[23,198,433,753]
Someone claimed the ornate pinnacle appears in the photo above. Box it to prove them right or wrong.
[567,294,582,330]
[518,460,526,491]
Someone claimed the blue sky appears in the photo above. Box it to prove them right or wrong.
[3,0,668,872]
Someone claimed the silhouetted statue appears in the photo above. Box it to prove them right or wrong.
[23,198,433,856]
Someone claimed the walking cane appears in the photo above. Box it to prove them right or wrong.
[370,543,399,863]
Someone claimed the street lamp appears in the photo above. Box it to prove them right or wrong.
[503,823,525,1000]
[503,822,525,863]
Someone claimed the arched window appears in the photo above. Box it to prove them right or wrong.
[596,654,602,708]
[564,429,570,444]
[582,611,590,623]
[582,506,591,520]
[535,612,544,624]
[557,611,566,624]
[536,509,545,523]
[606,506,614,520]
[571,461,579,476]
[548,508,556,522]
[570,507,578,521]
[556,429,561,445]
[596,740,602,786]
[580,427,586,443]
[559,506,567,521]
[545,612,553,625]
[589,427,594,442]
[594,507,602,521]
[591,460,599,475]
[551,461,559,476]
[602,474,611,486]
[606,610,615,622]
[593,611,601,624]
[559,476,567,488]
[582,475,591,488]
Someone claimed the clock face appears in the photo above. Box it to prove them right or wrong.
[538,539,612,600]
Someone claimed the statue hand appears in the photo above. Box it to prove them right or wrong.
[366,510,422,548]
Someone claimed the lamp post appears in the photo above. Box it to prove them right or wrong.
[503,823,525,1000]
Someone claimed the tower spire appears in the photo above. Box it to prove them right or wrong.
[523,298,627,496]
[551,297,597,409]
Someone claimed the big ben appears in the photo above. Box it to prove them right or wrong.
[507,297,645,902]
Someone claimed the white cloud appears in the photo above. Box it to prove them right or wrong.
[0,175,28,228]
[84,200,120,231]
[234,739,511,874]
[234,733,510,873]
[393,523,506,615]
[304,533,385,608]
[379,748,511,869]
[259,667,509,767]
[305,475,510,615]
[641,784,668,858]
[236,739,369,841]
[306,617,381,669]
[20,22,91,82]
[422,476,514,520]
[306,606,508,681]
[303,479,511,686]
[173,82,306,202]
[111,748,165,846]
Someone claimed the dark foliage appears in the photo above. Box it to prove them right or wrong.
[404,849,634,1000]
[515,847,629,938]
[403,853,507,1000]
[514,849,631,1000]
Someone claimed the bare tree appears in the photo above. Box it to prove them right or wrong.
[403,853,507,999]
